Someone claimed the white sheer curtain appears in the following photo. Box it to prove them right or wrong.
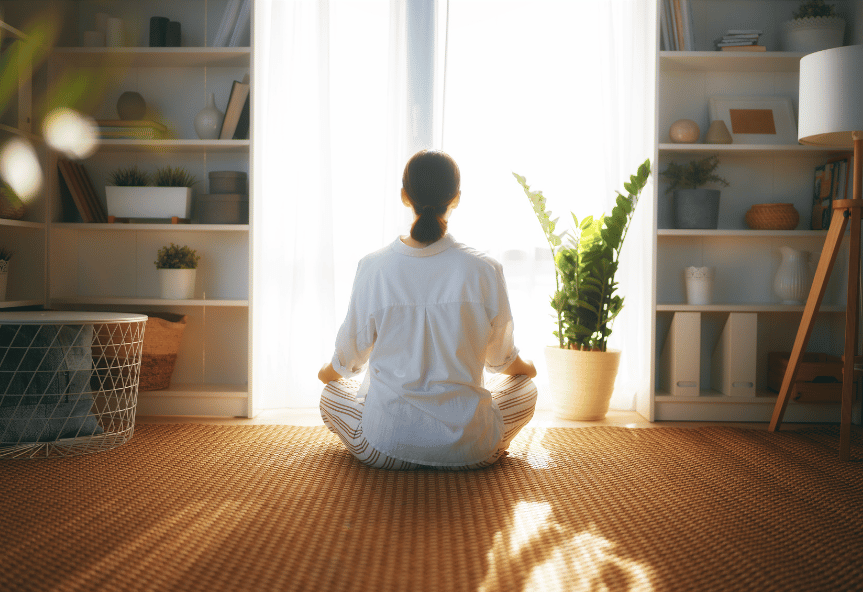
[253,0,656,411]
[442,0,657,410]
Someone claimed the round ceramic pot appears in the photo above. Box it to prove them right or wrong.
[158,268,196,299]
[673,189,720,229]
[544,346,621,420]
[781,17,845,53]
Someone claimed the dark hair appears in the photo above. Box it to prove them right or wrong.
[402,150,460,244]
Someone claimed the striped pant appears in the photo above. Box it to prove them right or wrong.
[320,374,538,470]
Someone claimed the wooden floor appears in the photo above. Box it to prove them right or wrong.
[137,408,780,430]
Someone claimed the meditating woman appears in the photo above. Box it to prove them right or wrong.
[318,149,537,470]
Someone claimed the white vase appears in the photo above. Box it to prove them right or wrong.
[159,268,196,299]
[0,259,8,301]
[774,246,810,304]
[544,346,621,420]
[194,92,224,140]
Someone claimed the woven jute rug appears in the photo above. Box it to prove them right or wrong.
[1,424,861,592]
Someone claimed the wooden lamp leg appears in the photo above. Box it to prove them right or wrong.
[770,137,863,462]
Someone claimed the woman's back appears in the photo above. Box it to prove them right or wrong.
[334,234,518,465]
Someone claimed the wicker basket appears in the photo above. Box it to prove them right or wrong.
[745,203,800,230]
[139,313,187,391]
[95,312,187,391]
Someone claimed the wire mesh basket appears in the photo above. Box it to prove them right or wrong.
[0,311,147,459]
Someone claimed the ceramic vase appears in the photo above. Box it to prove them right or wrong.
[774,246,810,304]
[194,93,224,140]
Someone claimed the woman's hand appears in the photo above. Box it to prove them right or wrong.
[318,362,343,384]
[501,355,537,378]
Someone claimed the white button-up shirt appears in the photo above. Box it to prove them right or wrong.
[330,234,519,466]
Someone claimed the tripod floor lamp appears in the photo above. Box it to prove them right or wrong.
[769,44,863,462]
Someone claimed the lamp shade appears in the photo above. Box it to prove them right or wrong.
[798,45,863,147]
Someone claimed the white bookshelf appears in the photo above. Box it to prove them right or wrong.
[646,0,863,423]
[0,0,255,416]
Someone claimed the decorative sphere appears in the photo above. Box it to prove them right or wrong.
[669,119,700,143]
[117,91,146,120]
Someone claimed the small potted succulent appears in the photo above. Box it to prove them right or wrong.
[155,243,200,299]
[0,247,12,301]
[106,165,198,221]
[781,0,845,53]
[660,155,729,229]
[514,159,651,420]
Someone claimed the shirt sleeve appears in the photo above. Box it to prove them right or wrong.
[484,264,520,373]
[331,261,376,379]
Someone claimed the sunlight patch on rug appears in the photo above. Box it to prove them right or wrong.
[479,501,656,591]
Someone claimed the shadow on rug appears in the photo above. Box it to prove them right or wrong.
[1,424,861,591]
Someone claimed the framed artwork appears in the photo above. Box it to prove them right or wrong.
[708,96,797,144]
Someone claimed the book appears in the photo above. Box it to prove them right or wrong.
[679,0,695,51]
[74,161,108,223]
[812,162,834,230]
[58,159,89,222]
[720,45,766,52]
[726,29,763,35]
[659,0,671,50]
[716,40,758,46]
[232,93,250,140]
[96,120,168,131]
[228,0,252,47]
[666,0,678,50]
[673,0,685,51]
[99,128,162,139]
[213,0,242,47]
[219,79,251,139]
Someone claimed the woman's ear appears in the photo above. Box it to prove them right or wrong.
[401,188,412,208]
[450,192,461,210]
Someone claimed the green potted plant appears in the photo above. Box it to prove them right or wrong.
[660,155,729,229]
[106,165,198,222]
[514,159,651,420]
[781,0,845,53]
[155,243,200,299]
[0,247,12,301]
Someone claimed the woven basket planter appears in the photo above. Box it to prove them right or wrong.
[544,347,621,420]
[745,203,800,230]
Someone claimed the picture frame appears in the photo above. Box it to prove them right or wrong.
[708,96,797,145]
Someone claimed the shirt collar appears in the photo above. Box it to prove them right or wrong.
[392,233,456,258]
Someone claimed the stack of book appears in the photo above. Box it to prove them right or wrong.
[715,30,765,51]
[96,120,168,140]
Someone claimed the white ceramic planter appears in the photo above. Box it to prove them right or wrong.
[105,187,193,220]
[544,346,621,420]
[0,259,8,301]
[781,17,845,53]
[684,266,714,305]
[158,268,196,299]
